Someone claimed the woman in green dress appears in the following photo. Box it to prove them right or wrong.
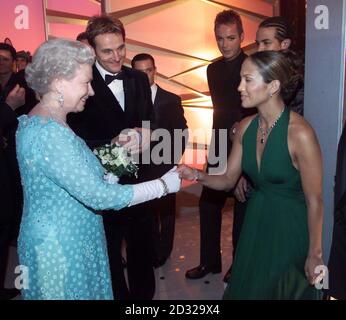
[178,51,324,300]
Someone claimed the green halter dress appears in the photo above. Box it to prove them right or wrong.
[223,108,322,300]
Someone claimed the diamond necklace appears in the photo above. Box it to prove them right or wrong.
[258,108,285,144]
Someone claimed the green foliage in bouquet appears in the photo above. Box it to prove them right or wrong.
[93,144,138,178]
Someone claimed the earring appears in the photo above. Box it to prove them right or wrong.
[57,91,64,108]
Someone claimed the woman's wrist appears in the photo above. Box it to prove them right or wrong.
[307,248,323,259]
[192,168,201,181]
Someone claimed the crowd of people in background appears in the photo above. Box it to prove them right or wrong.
[0,8,345,300]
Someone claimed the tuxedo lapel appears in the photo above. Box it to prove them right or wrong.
[153,86,166,124]
[92,65,124,113]
[154,86,166,106]
[122,67,138,123]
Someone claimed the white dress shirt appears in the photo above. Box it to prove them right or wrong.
[151,83,158,105]
[95,60,125,111]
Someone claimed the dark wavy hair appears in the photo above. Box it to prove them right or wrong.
[259,16,293,41]
[248,50,303,104]
[0,42,16,60]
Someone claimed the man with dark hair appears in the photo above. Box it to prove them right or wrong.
[256,16,294,52]
[0,43,36,115]
[185,10,255,280]
[132,53,188,268]
[15,51,30,72]
[68,15,156,300]
[255,16,303,117]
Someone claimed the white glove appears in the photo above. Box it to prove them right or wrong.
[128,166,181,207]
[161,166,181,194]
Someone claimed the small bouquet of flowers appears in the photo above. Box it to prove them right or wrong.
[93,143,138,184]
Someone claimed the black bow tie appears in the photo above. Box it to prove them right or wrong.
[105,72,125,85]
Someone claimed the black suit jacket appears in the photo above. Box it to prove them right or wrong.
[334,124,346,216]
[0,71,36,226]
[327,124,346,299]
[0,103,17,225]
[0,70,37,118]
[147,85,187,178]
[206,51,255,170]
[68,65,155,184]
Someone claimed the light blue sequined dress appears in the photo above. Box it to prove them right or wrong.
[16,115,133,300]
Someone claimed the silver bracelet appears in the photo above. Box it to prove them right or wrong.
[158,178,169,196]
[193,168,200,181]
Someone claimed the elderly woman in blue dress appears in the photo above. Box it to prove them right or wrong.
[15,38,180,300]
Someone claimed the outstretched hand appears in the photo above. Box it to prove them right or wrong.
[177,165,197,181]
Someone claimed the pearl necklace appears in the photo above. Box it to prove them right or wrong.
[258,108,285,144]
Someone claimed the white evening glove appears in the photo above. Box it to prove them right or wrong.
[129,166,181,207]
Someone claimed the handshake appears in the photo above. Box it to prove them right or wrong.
[159,165,201,194]
[129,165,200,206]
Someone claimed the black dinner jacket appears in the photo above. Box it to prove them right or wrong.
[68,64,155,183]
[333,124,346,221]
[206,51,256,169]
[0,102,17,225]
[147,85,187,178]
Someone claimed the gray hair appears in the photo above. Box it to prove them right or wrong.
[25,38,95,95]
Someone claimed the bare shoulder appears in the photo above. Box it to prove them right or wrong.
[235,114,257,143]
[239,114,257,132]
[288,111,319,147]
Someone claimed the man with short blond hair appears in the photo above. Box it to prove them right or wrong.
[185,10,255,281]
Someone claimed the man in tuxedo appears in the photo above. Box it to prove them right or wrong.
[185,10,255,280]
[0,85,25,300]
[67,15,156,300]
[131,53,188,268]
[327,124,346,299]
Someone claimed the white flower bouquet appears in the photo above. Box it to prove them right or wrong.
[93,143,138,183]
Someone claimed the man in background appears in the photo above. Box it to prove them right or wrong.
[185,10,254,281]
[132,53,188,268]
[15,51,30,72]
